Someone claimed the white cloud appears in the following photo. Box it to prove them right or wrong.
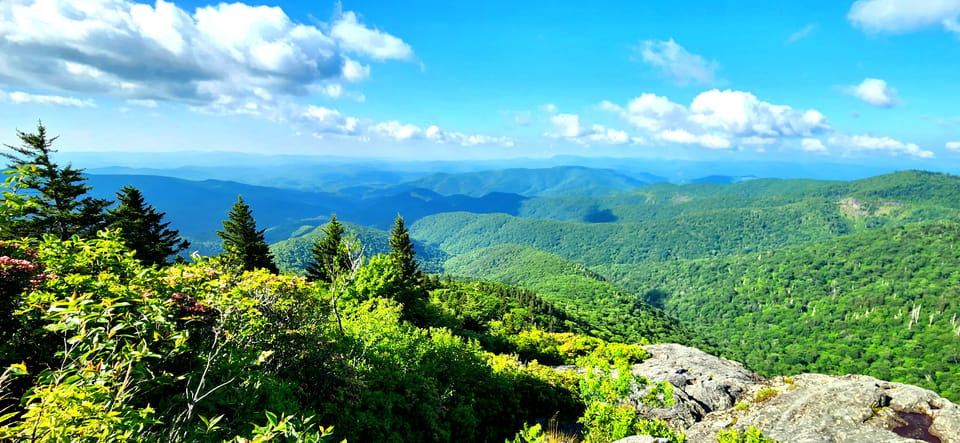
[546,113,633,145]
[801,138,827,152]
[848,0,960,35]
[845,78,898,107]
[0,0,409,116]
[828,134,934,158]
[740,136,777,146]
[342,59,371,82]
[946,141,960,151]
[637,39,719,86]
[549,114,583,138]
[301,105,360,135]
[331,11,413,60]
[602,89,829,150]
[370,120,513,146]
[0,90,94,107]
[787,24,817,43]
[369,120,421,141]
[542,103,558,114]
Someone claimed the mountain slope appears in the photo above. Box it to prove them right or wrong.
[391,166,662,197]
[443,244,691,344]
[601,220,960,401]
[412,171,960,267]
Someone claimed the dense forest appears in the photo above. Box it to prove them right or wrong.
[603,220,960,400]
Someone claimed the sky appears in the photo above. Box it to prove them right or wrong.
[1,0,960,169]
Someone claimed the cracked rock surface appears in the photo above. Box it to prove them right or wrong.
[620,344,960,443]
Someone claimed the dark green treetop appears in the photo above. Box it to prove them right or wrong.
[107,185,189,266]
[305,214,351,283]
[1,122,110,240]
[217,195,277,273]
[389,213,418,281]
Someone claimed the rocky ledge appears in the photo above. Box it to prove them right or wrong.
[617,344,960,443]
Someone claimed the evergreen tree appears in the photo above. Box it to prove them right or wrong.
[305,214,350,283]
[1,122,110,239]
[389,214,418,281]
[217,195,277,273]
[107,185,189,266]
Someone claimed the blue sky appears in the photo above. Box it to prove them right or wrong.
[1,0,960,169]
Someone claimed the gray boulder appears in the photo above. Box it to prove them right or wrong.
[628,343,762,429]
[685,373,960,443]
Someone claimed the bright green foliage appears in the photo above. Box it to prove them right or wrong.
[388,214,418,281]
[618,220,960,400]
[717,426,780,443]
[506,422,550,443]
[1,123,110,240]
[575,347,684,443]
[108,185,189,266]
[1,232,189,441]
[231,412,335,443]
[305,214,350,283]
[217,195,278,273]
[443,244,692,344]
[0,228,608,442]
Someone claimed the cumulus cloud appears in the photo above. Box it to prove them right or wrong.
[801,138,827,152]
[637,39,719,86]
[342,59,371,82]
[845,78,898,107]
[848,0,960,35]
[828,134,933,158]
[0,90,95,107]
[301,105,360,135]
[740,136,777,146]
[946,141,960,151]
[546,113,635,145]
[331,11,414,60]
[601,89,829,150]
[0,0,410,116]
[368,120,513,147]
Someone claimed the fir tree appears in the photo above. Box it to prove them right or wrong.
[389,214,418,281]
[1,122,110,239]
[305,214,351,283]
[217,195,277,273]
[107,185,189,266]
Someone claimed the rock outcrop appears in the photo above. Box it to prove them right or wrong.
[622,344,960,443]
[629,343,761,429]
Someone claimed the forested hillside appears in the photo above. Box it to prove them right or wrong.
[444,244,691,344]
[602,220,960,400]
[414,171,960,267]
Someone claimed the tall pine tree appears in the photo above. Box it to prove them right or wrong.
[1,122,110,239]
[305,214,351,283]
[389,214,418,281]
[217,195,277,273]
[107,185,189,266]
